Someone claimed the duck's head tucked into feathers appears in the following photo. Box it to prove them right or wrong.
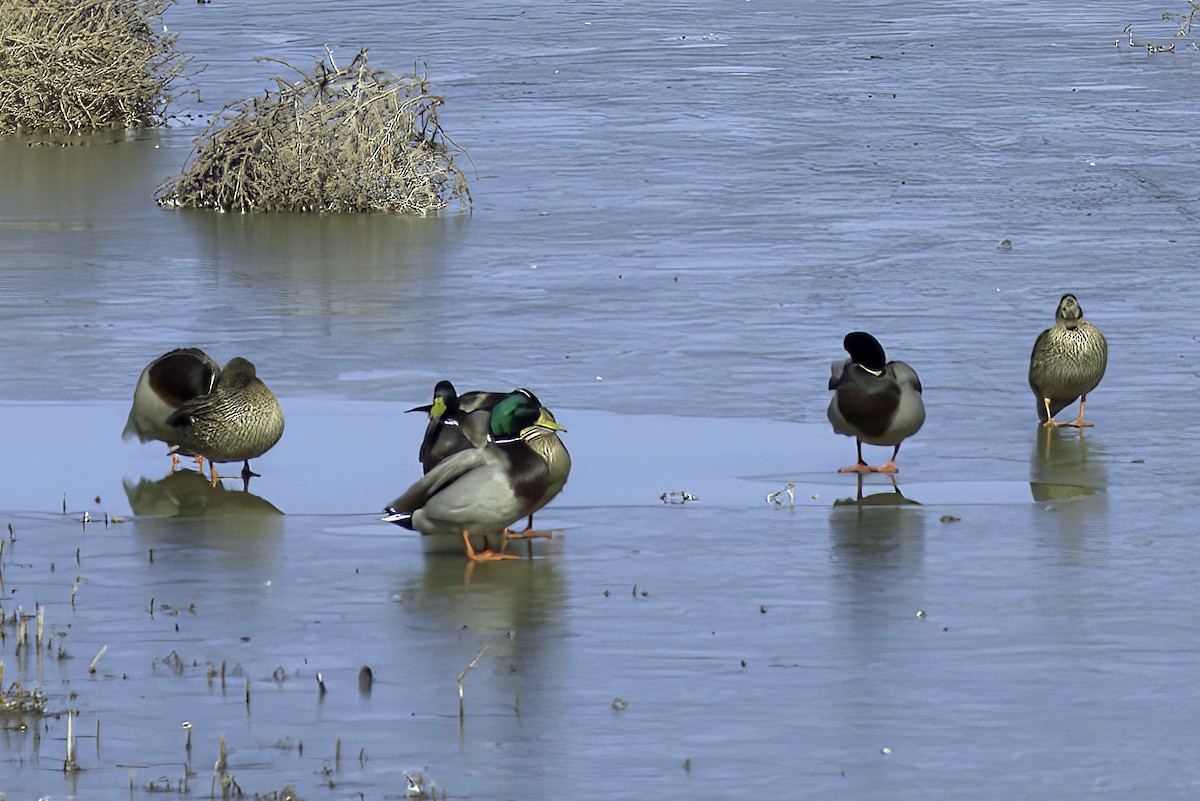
[829,331,888,390]
[844,331,887,372]
[123,347,220,445]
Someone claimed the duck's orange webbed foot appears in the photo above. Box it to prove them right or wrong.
[502,527,554,542]
[463,531,519,562]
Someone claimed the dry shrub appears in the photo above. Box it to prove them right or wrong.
[0,0,187,133]
[158,49,472,214]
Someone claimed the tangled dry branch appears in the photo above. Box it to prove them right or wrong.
[158,48,472,215]
[0,0,188,133]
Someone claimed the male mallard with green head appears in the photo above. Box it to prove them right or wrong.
[383,390,568,562]
[123,348,220,471]
[827,332,925,474]
[165,357,285,485]
[1029,293,1107,428]
[408,382,571,531]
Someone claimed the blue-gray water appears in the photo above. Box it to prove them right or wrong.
[1,1,1199,798]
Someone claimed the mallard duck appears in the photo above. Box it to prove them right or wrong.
[123,348,220,470]
[408,383,571,531]
[827,331,925,474]
[383,390,568,562]
[165,357,285,485]
[1029,293,1107,428]
[407,380,508,473]
[523,406,571,521]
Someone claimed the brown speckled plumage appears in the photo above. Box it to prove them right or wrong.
[1029,294,1107,424]
[166,357,284,468]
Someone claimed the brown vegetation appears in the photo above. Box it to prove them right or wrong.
[157,49,471,215]
[0,0,187,132]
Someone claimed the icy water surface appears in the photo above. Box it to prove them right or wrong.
[3,0,1200,798]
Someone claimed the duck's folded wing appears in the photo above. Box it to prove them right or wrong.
[165,390,225,429]
[828,358,850,391]
[388,446,491,513]
[457,391,509,413]
[890,361,923,393]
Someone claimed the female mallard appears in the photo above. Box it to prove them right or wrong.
[1029,293,1107,428]
[408,383,571,530]
[383,390,568,562]
[827,331,925,474]
[123,348,220,470]
[165,357,285,485]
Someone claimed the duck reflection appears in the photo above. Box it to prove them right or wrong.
[829,474,925,572]
[394,555,564,636]
[124,471,284,571]
[1029,426,1108,564]
[389,555,566,723]
[1029,425,1107,503]
[832,473,920,508]
[123,470,283,518]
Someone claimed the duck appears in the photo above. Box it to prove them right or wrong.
[408,383,571,530]
[383,390,568,561]
[123,348,221,470]
[827,331,925,474]
[406,380,509,473]
[164,357,285,485]
[1028,293,1107,428]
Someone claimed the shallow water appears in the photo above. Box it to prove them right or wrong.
[3,0,1200,798]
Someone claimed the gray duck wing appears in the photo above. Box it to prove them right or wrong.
[419,457,527,527]
[388,446,492,513]
[458,391,509,413]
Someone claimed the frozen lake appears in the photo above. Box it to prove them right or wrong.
[2,1,1199,798]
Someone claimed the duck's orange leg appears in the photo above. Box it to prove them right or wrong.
[1063,395,1095,428]
[872,445,901,474]
[838,439,875,473]
[1042,397,1069,428]
[463,531,519,562]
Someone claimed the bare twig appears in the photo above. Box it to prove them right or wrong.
[457,645,490,719]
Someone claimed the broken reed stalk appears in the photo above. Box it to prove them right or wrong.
[457,645,490,720]
[89,644,108,674]
[0,0,190,133]
[212,734,227,796]
[157,48,471,214]
[64,710,78,772]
